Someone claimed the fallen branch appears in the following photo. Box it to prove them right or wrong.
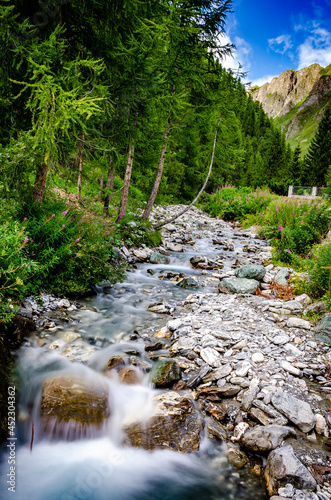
[154,116,222,228]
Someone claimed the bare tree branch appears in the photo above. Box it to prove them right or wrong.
[154,116,222,228]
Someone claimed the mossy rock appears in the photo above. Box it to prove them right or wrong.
[150,359,181,387]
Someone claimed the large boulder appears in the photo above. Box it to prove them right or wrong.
[315,313,331,343]
[241,425,296,453]
[235,264,266,281]
[275,268,289,285]
[40,375,109,435]
[124,391,203,452]
[149,251,170,264]
[265,445,316,496]
[218,277,259,295]
[149,359,181,387]
[271,388,316,433]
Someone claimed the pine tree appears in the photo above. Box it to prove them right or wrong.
[288,145,302,185]
[304,105,331,186]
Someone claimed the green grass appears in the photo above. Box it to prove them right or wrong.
[274,93,331,154]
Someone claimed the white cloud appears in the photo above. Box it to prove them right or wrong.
[268,34,293,55]
[297,26,331,69]
[220,33,252,76]
[250,75,278,87]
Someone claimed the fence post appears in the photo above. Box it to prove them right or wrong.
[312,186,317,197]
[288,185,293,197]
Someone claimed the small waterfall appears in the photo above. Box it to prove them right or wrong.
[0,226,268,500]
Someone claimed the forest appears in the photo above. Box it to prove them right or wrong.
[1,0,331,324]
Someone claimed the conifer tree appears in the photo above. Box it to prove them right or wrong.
[303,105,331,186]
[288,145,302,185]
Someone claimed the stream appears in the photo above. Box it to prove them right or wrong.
[0,214,272,500]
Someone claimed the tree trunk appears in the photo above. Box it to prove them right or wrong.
[77,134,85,201]
[98,173,104,200]
[103,155,114,216]
[33,161,49,203]
[116,143,134,222]
[142,122,171,221]
[155,116,222,228]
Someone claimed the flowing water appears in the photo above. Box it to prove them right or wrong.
[0,226,269,500]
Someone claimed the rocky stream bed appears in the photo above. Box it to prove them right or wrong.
[2,205,331,500]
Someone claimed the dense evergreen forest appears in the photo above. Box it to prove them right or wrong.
[1,0,296,206]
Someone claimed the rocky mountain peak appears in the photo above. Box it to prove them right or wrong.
[249,64,331,151]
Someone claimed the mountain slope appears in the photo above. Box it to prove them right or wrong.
[250,64,331,153]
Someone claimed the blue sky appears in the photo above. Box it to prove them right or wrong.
[221,0,331,85]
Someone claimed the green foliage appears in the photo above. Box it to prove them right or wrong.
[115,218,162,248]
[305,243,331,301]
[0,218,39,325]
[291,243,331,304]
[252,198,331,263]
[206,186,274,220]
[302,104,331,186]
[18,198,122,296]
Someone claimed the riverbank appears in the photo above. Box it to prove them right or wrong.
[1,205,331,500]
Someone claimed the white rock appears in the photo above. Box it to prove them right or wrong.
[295,293,312,306]
[231,422,249,441]
[132,249,149,260]
[283,343,301,356]
[272,333,290,345]
[58,298,70,308]
[315,414,328,435]
[252,352,264,363]
[278,483,295,498]
[235,361,252,377]
[200,347,221,367]
[167,318,184,331]
[286,317,311,330]
[281,361,301,376]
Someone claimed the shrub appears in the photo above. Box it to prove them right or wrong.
[18,198,123,296]
[206,186,274,221]
[254,198,331,263]
[303,243,331,301]
[0,220,39,326]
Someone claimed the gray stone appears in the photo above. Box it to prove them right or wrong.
[305,300,327,314]
[271,388,316,433]
[150,251,170,264]
[272,333,290,345]
[218,277,259,295]
[176,277,199,289]
[265,445,316,496]
[287,317,311,330]
[295,294,312,306]
[241,378,260,411]
[235,264,266,281]
[166,242,184,252]
[278,484,295,498]
[248,407,273,426]
[275,268,290,285]
[202,364,233,382]
[315,314,331,344]
[241,425,296,453]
